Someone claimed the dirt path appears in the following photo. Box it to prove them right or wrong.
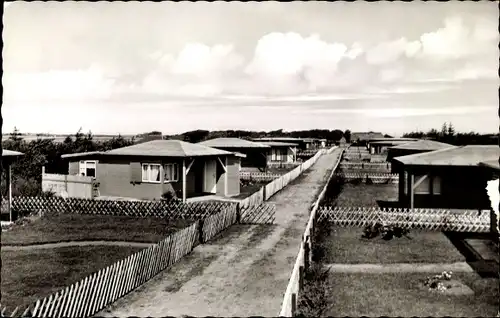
[325,262,475,273]
[1,241,152,251]
[97,148,343,317]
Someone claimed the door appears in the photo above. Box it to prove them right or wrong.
[204,159,217,193]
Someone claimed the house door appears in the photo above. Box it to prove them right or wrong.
[204,159,217,193]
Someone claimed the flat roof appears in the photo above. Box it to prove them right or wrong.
[394,145,500,167]
[389,139,453,151]
[259,141,298,147]
[198,138,270,149]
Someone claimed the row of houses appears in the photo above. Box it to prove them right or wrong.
[2,136,330,205]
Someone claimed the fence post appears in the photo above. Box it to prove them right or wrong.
[236,203,241,224]
[291,293,297,317]
[262,185,266,201]
[198,219,204,244]
[303,239,310,271]
[299,265,304,290]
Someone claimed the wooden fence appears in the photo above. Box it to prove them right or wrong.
[267,162,301,169]
[6,196,229,220]
[336,172,399,184]
[278,148,344,317]
[240,203,276,224]
[317,206,491,233]
[1,202,240,318]
[42,169,95,199]
[370,154,388,163]
[240,171,281,182]
[340,162,391,172]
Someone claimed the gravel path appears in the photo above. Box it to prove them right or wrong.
[98,148,343,317]
[325,262,475,273]
[1,241,152,251]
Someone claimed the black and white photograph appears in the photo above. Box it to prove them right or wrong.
[1,1,499,317]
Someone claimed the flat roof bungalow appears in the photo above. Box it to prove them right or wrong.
[367,139,418,155]
[387,139,453,161]
[258,141,298,164]
[197,138,269,171]
[61,140,243,202]
[391,145,500,210]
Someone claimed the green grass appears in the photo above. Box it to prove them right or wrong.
[322,271,499,317]
[317,225,466,264]
[235,182,267,199]
[1,213,193,245]
[1,245,144,310]
[335,183,398,207]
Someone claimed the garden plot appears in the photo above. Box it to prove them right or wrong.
[1,213,193,311]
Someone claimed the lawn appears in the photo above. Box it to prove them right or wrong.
[322,271,499,317]
[316,225,466,264]
[235,182,267,199]
[335,183,399,207]
[1,245,144,311]
[1,213,193,245]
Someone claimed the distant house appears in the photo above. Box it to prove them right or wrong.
[387,139,454,162]
[258,141,298,164]
[350,132,384,144]
[61,140,243,202]
[197,138,270,172]
[338,137,347,147]
[391,145,500,209]
[366,137,419,154]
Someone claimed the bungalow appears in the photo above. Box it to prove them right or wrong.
[391,145,500,210]
[61,140,243,202]
[2,149,24,221]
[258,141,298,164]
[387,139,453,161]
[197,138,270,172]
[366,137,418,154]
[350,132,384,145]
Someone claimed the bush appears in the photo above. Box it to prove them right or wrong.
[296,264,332,317]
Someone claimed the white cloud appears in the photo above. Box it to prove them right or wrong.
[3,65,115,102]
[366,38,421,65]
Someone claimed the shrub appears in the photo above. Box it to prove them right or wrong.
[297,264,332,317]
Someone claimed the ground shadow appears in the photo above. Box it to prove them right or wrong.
[376,200,402,209]
[443,231,499,278]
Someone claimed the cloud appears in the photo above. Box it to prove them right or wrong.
[3,66,115,102]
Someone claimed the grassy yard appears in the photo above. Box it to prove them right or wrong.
[1,245,144,311]
[335,183,398,207]
[321,271,498,317]
[1,213,193,245]
[316,224,466,264]
[235,182,267,199]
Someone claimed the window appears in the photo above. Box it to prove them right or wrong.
[432,176,442,195]
[414,175,431,195]
[163,163,179,182]
[271,148,287,162]
[142,164,161,183]
[79,161,97,177]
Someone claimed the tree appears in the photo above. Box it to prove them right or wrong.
[9,126,23,142]
[447,122,456,136]
[343,130,351,143]
[440,123,448,137]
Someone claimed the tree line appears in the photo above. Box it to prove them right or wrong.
[402,122,498,146]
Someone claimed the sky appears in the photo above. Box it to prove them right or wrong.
[2,1,499,136]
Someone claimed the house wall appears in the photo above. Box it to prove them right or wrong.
[68,156,183,200]
[401,166,494,209]
[267,147,295,164]
[216,158,226,196]
[226,156,240,196]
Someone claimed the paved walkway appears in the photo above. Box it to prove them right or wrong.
[98,148,343,317]
[325,262,475,273]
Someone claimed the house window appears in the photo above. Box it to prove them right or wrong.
[432,176,442,195]
[414,175,431,195]
[163,163,179,182]
[79,161,97,177]
[272,148,287,162]
[142,163,161,183]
